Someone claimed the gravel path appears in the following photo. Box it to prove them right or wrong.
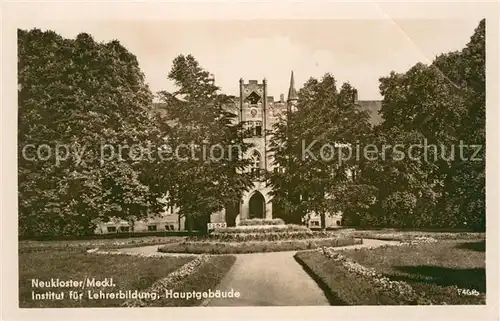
[201,238,398,306]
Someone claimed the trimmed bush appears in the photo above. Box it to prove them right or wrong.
[158,237,361,254]
[239,218,285,226]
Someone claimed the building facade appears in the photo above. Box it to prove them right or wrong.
[95,72,381,234]
[208,73,297,227]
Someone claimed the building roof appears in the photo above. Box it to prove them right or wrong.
[357,100,383,126]
[152,99,383,125]
[287,70,298,101]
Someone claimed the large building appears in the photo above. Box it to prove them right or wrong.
[95,72,382,234]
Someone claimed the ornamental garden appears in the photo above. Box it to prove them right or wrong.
[18,20,486,308]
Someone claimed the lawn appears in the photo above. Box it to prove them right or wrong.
[295,239,485,305]
[19,236,187,252]
[19,247,193,308]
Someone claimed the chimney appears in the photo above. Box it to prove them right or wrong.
[280,93,284,102]
[353,89,358,103]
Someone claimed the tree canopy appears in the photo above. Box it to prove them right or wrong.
[18,19,486,237]
[18,29,161,237]
[355,19,485,230]
[155,54,254,232]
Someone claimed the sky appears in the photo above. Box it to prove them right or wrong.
[18,19,481,100]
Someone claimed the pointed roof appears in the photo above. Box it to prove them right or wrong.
[287,70,298,101]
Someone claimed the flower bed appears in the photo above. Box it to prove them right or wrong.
[239,218,285,226]
[121,254,237,307]
[150,255,237,307]
[294,239,486,305]
[194,230,344,242]
[158,237,361,254]
[87,247,197,258]
[316,248,423,304]
[352,230,485,241]
[214,224,309,234]
[19,236,187,253]
[122,255,210,307]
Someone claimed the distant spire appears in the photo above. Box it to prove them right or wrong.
[287,70,298,102]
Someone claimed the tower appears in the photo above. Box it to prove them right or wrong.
[287,70,298,113]
[239,79,267,172]
[237,78,272,221]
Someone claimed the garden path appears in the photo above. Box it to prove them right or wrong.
[114,238,397,306]
[200,238,397,306]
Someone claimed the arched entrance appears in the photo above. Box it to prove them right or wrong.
[249,191,265,219]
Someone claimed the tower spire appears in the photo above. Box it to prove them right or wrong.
[287,70,298,102]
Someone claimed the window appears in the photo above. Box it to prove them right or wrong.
[336,220,341,226]
[147,225,157,232]
[251,151,261,175]
[255,121,262,136]
[165,225,170,231]
[244,121,263,137]
[170,225,175,230]
[247,91,261,104]
[243,121,252,137]
[119,226,130,232]
[107,226,117,233]
[274,166,285,174]
[311,221,320,227]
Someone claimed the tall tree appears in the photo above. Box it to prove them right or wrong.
[268,74,372,227]
[156,55,253,232]
[360,19,485,230]
[18,29,161,237]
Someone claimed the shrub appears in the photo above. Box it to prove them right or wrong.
[239,218,285,226]
[334,184,378,227]
[382,192,418,228]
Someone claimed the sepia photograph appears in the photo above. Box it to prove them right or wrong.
[1,1,499,321]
